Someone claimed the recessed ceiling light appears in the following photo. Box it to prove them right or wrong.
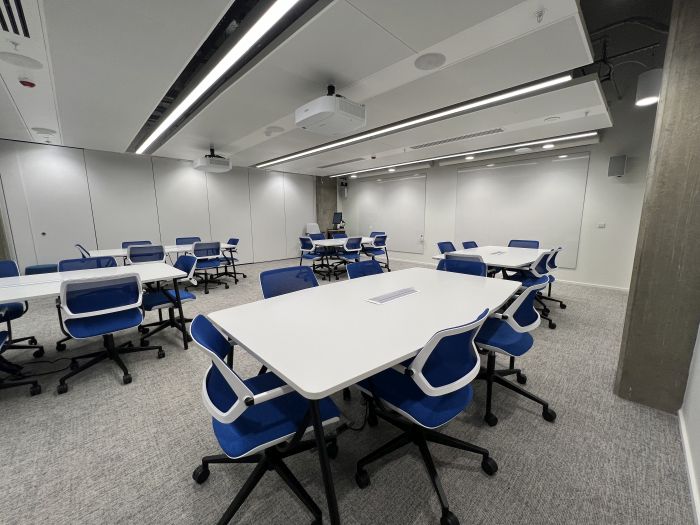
[542,144,555,149]
[635,69,662,107]
[257,73,574,168]
[388,168,396,172]
[544,116,560,122]
[465,155,475,160]
[558,154,568,158]
[31,127,56,135]
[0,52,43,70]
[328,131,599,178]
[264,125,285,137]
[136,0,302,154]
[350,174,357,178]
[635,96,659,107]
[414,52,447,71]
[514,147,533,153]
[376,179,382,182]
[486,163,496,167]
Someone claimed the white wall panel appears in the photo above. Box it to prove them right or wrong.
[283,172,316,258]
[152,157,211,245]
[207,167,254,264]
[84,150,160,248]
[249,169,286,262]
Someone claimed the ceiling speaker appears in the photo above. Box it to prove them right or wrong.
[608,155,627,177]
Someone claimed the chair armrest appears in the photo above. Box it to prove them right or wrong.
[248,383,295,406]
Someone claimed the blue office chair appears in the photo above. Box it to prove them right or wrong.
[218,237,247,282]
[508,239,540,248]
[461,241,478,249]
[298,236,326,280]
[176,236,201,245]
[308,232,325,241]
[363,234,390,271]
[437,241,456,254]
[126,244,165,265]
[330,237,363,279]
[0,329,41,396]
[55,273,164,394]
[0,260,45,358]
[347,259,383,279]
[504,251,556,329]
[121,240,152,248]
[75,243,91,258]
[540,246,566,310]
[189,314,340,524]
[192,242,228,294]
[475,275,556,426]
[260,266,318,299]
[436,256,487,277]
[331,232,348,239]
[139,255,197,346]
[355,310,497,524]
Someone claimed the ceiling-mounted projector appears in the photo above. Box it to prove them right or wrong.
[295,85,366,136]
[193,148,232,173]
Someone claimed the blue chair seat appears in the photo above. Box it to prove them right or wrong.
[358,368,473,429]
[475,318,533,357]
[548,275,555,283]
[364,247,386,257]
[65,308,143,339]
[212,372,340,459]
[24,263,58,275]
[0,302,25,322]
[142,289,196,311]
[301,253,321,261]
[196,259,221,270]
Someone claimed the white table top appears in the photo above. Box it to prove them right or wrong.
[312,237,373,247]
[88,243,237,258]
[432,245,550,269]
[0,263,186,302]
[208,267,519,399]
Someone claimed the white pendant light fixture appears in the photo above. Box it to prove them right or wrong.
[635,69,663,107]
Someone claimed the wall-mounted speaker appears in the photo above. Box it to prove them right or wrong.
[608,155,627,177]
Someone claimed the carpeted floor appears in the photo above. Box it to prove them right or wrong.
[0,260,694,524]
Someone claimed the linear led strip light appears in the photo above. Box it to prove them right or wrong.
[328,131,599,178]
[255,73,573,168]
[135,0,302,155]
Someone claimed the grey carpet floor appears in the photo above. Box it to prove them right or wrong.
[0,260,694,524]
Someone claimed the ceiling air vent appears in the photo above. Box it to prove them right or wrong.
[317,157,365,169]
[0,0,30,38]
[410,128,504,150]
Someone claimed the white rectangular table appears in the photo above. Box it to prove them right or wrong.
[311,236,373,248]
[88,242,238,259]
[207,267,520,523]
[0,263,190,348]
[432,245,549,269]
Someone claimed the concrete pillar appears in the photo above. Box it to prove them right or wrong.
[315,177,337,234]
[614,0,700,412]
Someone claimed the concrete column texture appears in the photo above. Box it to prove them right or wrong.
[315,177,337,234]
[615,0,700,412]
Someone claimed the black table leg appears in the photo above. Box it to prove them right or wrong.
[172,278,188,350]
[310,399,340,524]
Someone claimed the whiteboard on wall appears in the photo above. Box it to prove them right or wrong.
[454,154,590,268]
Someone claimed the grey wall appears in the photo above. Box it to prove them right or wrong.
[681,325,700,522]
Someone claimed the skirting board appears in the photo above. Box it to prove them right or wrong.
[679,409,700,524]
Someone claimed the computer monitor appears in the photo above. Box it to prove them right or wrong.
[332,212,343,225]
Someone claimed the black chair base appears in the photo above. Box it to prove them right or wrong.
[194,437,338,525]
[0,355,41,396]
[191,270,229,294]
[477,351,556,427]
[217,256,247,284]
[363,250,391,272]
[57,333,163,394]
[534,295,557,329]
[139,307,192,346]
[356,397,496,525]
[540,282,567,310]
[6,318,44,358]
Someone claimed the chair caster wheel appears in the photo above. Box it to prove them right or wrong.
[140,339,149,347]
[57,383,68,395]
[484,413,498,427]
[192,465,210,484]
[327,441,339,459]
[441,510,459,525]
[548,322,556,330]
[157,349,165,359]
[70,360,79,371]
[29,337,38,345]
[56,342,67,352]
[481,456,498,476]
[542,407,557,422]
[33,348,45,358]
[224,284,229,289]
[205,290,210,295]
[30,384,41,396]
[516,372,527,385]
[123,374,132,385]
[560,303,567,309]
[355,469,370,489]
[138,326,150,334]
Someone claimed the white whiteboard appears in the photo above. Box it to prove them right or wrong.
[454,154,590,268]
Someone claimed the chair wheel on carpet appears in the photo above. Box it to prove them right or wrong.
[481,456,498,476]
[138,326,149,334]
[56,342,67,352]
[33,347,45,358]
[516,372,527,385]
[355,469,370,489]
[542,407,557,422]
[224,284,229,289]
[560,303,567,309]
[484,412,498,427]
[29,337,38,345]
[123,374,132,385]
[547,321,556,330]
[192,465,210,484]
[157,349,165,359]
[57,383,68,395]
[441,510,459,525]
[29,384,41,396]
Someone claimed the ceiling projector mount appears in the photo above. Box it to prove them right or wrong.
[193,148,233,173]
[295,84,366,136]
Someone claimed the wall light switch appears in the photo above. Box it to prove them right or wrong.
[597,223,606,229]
